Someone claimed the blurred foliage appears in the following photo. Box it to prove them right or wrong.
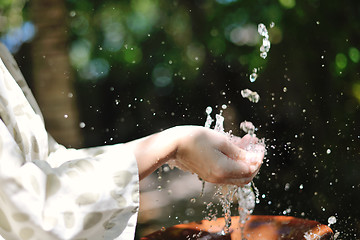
[0,0,25,34]
[2,0,360,239]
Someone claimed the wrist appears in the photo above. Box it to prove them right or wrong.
[129,126,183,180]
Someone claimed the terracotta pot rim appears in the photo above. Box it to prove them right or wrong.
[142,215,334,240]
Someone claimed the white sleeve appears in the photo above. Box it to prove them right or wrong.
[0,45,139,240]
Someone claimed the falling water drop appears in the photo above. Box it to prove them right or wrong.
[260,52,267,59]
[241,89,260,103]
[328,216,337,226]
[249,72,257,82]
[258,23,271,59]
[261,38,271,52]
[258,23,269,38]
[240,121,256,136]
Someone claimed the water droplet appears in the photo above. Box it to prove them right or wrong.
[205,106,212,115]
[79,122,86,128]
[221,104,227,110]
[240,121,256,135]
[326,149,331,154]
[270,22,275,28]
[241,89,260,103]
[190,198,196,203]
[299,184,304,189]
[185,208,195,216]
[64,114,68,118]
[258,23,268,38]
[328,216,337,226]
[249,73,258,82]
[260,52,267,59]
[283,87,287,92]
[69,11,76,17]
[261,38,271,52]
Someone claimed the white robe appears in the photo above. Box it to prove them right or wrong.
[0,43,139,240]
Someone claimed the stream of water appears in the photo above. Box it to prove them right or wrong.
[200,22,271,239]
[203,106,264,238]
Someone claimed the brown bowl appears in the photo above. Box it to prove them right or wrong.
[141,215,334,240]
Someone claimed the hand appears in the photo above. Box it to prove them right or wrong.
[128,125,264,185]
[170,126,264,186]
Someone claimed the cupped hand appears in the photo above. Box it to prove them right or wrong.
[170,126,265,186]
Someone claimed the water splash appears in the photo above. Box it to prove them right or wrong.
[214,114,225,133]
[304,231,320,240]
[203,107,265,238]
[214,183,258,238]
[240,120,256,136]
[205,106,214,128]
[215,185,237,234]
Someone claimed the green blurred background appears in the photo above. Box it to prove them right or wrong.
[1,0,360,239]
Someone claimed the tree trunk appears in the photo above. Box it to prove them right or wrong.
[30,0,82,147]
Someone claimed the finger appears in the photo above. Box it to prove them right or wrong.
[216,137,245,161]
[218,149,263,178]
